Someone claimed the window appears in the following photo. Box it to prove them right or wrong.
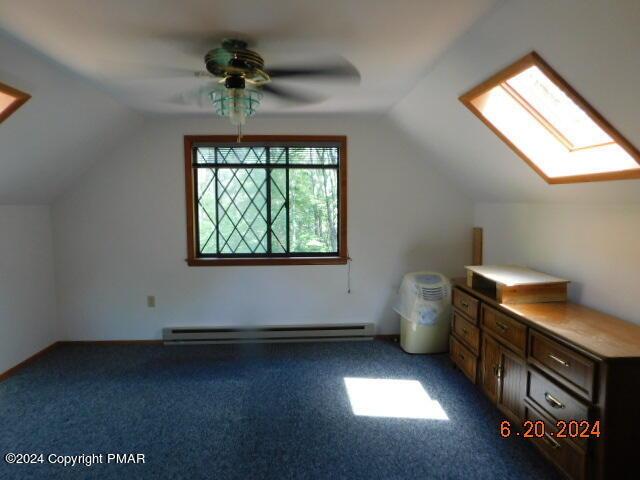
[184,135,347,266]
[459,52,640,183]
[0,81,30,123]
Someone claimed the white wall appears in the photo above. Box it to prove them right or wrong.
[0,30,142,203]
[475,203,640,325]
[0,206,57,373]
[52,115,473,339]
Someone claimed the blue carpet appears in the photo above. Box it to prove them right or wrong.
[0,340,560,479]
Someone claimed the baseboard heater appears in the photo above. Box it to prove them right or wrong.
[163,323,375,345]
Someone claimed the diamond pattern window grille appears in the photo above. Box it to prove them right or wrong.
[193,145,340,257]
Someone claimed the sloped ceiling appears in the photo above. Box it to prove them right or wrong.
[390,0,640,203]
[0,32,142,203]
[0,0,497,115]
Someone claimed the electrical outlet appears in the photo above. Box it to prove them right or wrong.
[147,295,156,308]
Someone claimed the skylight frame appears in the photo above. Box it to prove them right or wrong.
[459,52,640,184]
[0,81,30,124]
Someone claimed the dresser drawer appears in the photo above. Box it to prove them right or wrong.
[527,369,589,424]
[529,331,595,400]
[525,395,588,451]
[452,311,480,354]
[481,305,527,356]
[450,336,477,383]
[524,401,587,480]
[452,288,479,323]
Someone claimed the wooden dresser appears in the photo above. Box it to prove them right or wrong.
[449,279,640,480]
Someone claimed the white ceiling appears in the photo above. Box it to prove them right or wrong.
[3,0,639,205]
[0,0,497,114]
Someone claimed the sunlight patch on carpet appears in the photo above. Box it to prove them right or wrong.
[343,377,449,420]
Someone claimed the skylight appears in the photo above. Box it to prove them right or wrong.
[460,52,640,183]
[0,81,30,124]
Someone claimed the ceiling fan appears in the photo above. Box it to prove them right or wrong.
[179,38,360,139]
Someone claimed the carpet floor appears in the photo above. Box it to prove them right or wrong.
[0,340,561,479]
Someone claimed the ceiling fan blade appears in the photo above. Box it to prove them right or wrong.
[103,61,203,80]
[168,84,217,107]
[261,84,325,104]
[267,61,360,82]
[118,27,285,58]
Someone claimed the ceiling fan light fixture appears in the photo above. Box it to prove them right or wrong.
[210,87,262,126]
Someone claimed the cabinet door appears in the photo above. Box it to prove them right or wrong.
[497,348,527,423]
[481,334,501,403]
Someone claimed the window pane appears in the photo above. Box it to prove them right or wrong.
[218,147,267,164]
[505,66,612,149]
[197,168,217,254]
[195,147,216,164]
[289,147,339,165]
[196,146,268,164]
[270,169,287,253]
[191,142,344,259]
[217,168,268,254]
[270,147,287,164]
[289,168,338,253]
[0,91,16,113]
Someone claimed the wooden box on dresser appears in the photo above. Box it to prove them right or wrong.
[449,279,640,480]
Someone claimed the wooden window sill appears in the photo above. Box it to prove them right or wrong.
[186,256,349,267]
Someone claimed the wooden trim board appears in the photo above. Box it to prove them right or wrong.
[58,340,164,346]
[0,341,165,382]
[472,227,483,265]
[0,342,59,382]
[1,337,404,383]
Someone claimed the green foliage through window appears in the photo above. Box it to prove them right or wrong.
[194,144,340,257]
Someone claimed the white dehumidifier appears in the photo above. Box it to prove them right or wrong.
[394,272,451,354]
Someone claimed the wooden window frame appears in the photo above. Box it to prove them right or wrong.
[0,81,30,123]
[184,135,348,266]
[459,51,640,184]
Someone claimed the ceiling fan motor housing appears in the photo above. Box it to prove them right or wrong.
[204,39,265,80]
[224,75,245,89]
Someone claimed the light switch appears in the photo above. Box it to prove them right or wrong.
[147,295,156,308]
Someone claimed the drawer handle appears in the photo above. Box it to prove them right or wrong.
[548,354,570,368]
[544,392,565,409]
[460,301,469,308]
[461,328,469,335]
[544,432,561,450]
[458,352,465,360]
[495,321,508,332]
[493,364,503,380]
